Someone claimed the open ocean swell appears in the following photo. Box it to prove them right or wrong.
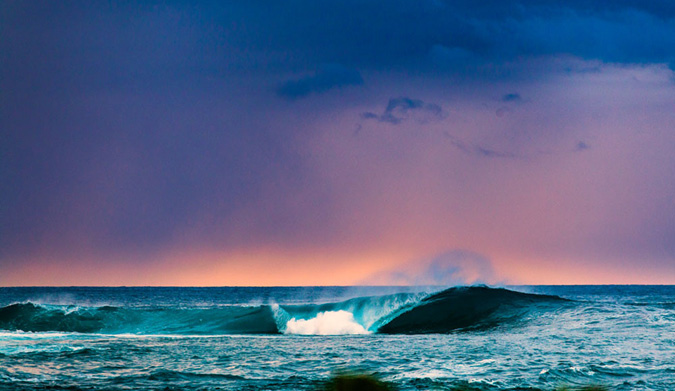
[0,285,673,390]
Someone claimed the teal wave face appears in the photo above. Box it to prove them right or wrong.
[0,303,280,334]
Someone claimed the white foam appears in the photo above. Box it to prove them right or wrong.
[284,310,370,335]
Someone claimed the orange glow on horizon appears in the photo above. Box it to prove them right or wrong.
[1,247,673,286]
[0,248,415,287]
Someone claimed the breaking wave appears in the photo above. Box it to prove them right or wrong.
[284,310,369,335]
[0,286,567,335]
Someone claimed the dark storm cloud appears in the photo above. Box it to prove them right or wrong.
[277,65,364,99]
[201,0,675,74]
[362,97,444,125]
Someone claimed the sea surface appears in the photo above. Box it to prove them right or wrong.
[0,285,673,390]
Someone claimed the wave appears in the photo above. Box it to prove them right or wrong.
[378,286,567,333]
[0,303,279,334]
[0,286,566,335]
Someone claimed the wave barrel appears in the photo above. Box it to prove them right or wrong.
[377,286,566,334]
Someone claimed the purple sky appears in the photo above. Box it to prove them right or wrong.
[2,1,675,285]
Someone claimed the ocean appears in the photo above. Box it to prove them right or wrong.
[0,285,673,390]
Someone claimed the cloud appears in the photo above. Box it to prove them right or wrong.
[191,1,675,79]
[443,132,517,159]
[575,141,591,151]
[362,97,445,125]
[362,250,498,286]
[277,64,363,100]
[501,93,522,102]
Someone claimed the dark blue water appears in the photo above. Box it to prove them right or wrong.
[0,285,673,390]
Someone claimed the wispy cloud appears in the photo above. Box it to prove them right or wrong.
[277,64,363,100]
[443,132,517,159]
[501,93,522,102]
[575,141,591,151]
[362,97,445,125]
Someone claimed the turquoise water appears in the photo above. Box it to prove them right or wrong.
[0,286,673,390]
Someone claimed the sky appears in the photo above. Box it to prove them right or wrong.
[1,0,675,286]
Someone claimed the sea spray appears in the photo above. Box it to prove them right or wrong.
[271,303,291,333]
[284,310,369,335]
